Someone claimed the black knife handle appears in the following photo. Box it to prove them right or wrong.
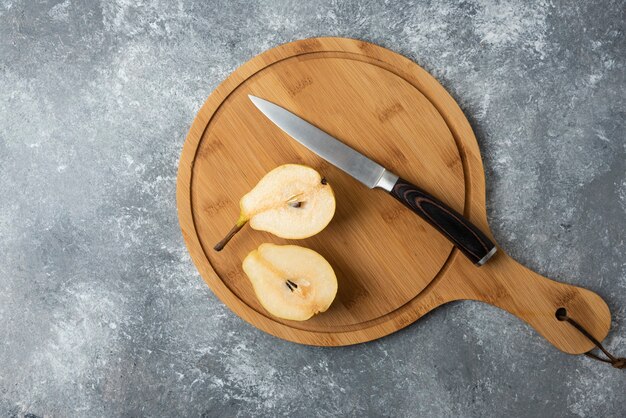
[390,177,496,265]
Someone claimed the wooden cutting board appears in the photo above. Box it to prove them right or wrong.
[177,37,611,354]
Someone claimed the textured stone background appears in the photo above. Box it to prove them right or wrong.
[1,0,624,416]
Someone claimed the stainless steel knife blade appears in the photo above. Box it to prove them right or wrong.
[248,95,399,191]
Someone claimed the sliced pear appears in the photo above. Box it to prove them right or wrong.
[242,243,338,321]
[214,164,335,251]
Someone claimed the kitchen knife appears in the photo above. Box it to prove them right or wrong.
[249,95,497,266]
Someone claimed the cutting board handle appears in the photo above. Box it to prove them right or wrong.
[438,249,612,354]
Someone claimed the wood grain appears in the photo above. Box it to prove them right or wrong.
[176,37,611,353]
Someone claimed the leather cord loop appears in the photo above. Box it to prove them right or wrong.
[556,308,625,369]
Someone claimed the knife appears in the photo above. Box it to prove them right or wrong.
[249,95,497,266]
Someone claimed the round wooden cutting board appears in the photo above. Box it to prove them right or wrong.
[178,37,611,353]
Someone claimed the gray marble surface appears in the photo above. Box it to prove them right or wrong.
[1,0,625,416]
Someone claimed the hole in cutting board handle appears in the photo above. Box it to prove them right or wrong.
[555,307,567,321]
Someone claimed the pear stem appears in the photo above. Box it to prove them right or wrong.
[214,222,246,251]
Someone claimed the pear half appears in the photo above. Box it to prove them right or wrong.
[242,243,338,321]
[214,164,335,251]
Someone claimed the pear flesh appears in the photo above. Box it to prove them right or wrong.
[215,164,335,251]
[242,243,338,321]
